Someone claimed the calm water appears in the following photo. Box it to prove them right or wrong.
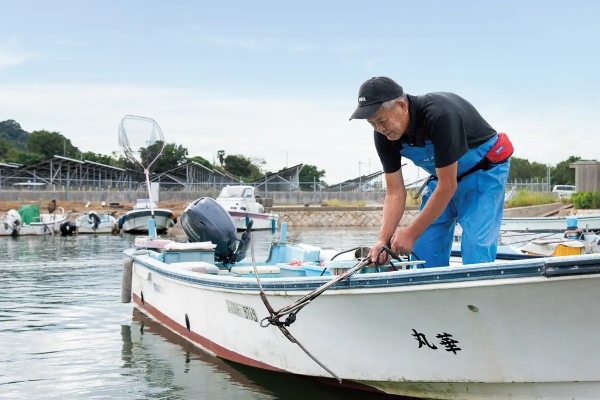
[0,228,412,400]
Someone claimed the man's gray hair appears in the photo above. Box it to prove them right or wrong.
[381,93,407,110]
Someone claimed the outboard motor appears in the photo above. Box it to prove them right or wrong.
[60,221,77,236]
[89,212,101,230]
[180,197,250,264]
[1,210,22,237]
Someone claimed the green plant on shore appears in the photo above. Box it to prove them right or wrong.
[572,191,600,209]
[322,199,367,207]
[505,189,561,208]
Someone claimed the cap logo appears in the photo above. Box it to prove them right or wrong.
[358,97,366,102]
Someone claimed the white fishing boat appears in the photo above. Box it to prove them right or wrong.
[0,204,67,236]
[500,213,600,232]
[122,197,600,400]
[216,185,278,231]
[75,211,118,234]
[118,199,175,234]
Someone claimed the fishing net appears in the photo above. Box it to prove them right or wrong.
[118,115,165,234]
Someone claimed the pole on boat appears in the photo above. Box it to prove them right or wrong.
[280,222,287,243]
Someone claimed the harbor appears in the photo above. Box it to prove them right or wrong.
[2,2,599,398]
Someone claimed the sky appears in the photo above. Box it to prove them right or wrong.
[1,0,599,185]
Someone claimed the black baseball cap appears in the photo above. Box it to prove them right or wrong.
[349,76,404,120]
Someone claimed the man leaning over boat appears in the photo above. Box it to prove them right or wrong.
[350,76,513,268]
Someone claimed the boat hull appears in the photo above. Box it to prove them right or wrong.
[129,255,600,399]
[501,215,600,232]
[227,211,278,231]
[76,212,118,234]
[120,209,172,233]
[77,222,117,234]
[0,213,66,236]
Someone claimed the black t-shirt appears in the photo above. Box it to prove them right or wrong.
[374,92,497,173]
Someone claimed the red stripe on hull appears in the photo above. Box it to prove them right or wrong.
[132,294,389,396]
[133,293,285,372]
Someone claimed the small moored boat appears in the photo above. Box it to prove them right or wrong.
[0,204,67,236]
[216,185,278,231]
[118,199,176,234]
[501,214,600,232]
[76,211,118,234]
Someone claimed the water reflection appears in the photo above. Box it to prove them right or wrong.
[126,309,409,400]
[0,228,413,400]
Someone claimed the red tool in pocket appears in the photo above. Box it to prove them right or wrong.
[485,132,513,164]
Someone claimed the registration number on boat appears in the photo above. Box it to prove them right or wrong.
[226,300,258,322]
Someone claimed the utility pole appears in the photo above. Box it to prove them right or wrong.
[358,161,362,191]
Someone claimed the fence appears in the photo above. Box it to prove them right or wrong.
[506,178,550,193]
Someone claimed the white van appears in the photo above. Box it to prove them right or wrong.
[552,185,576,199]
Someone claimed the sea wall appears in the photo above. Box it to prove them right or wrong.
[270,206,421,228]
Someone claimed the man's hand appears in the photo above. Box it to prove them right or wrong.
[367,239,391,266]
[390,229,417,257]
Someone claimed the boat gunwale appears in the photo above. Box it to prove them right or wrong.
[124,250,600,291]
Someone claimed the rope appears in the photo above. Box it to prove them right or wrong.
[250,240,407,383]
[249,231,342,383]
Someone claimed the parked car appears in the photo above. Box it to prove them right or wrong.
[552,185,576,199]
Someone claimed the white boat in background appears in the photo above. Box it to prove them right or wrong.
[76,211,118,234]
[118,199,175,234]
[501,214,600,232]
[0,204,66,236]
[122,197,600,400]
[216,185,278,231]
[0,210,22,236]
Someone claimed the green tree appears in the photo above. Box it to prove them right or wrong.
[224,154,253,179]
[508,157,549,180]
[529,161,548,179]
[155,143,188,173]
[298,164,327,191]
[0,119,29,149]
[508,157,531,180]
[189,156,214,170]
[552,156,582,186]
[13,150,45,165]
[0,138,15,159]
[27,130,79,159]
[81,151,118,166]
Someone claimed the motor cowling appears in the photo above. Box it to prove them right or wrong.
[1,210,22,236]
[60,221,77,236]
[89,212,101,230]
[180,197,250,264]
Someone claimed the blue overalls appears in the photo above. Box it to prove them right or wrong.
[400,134,510,268]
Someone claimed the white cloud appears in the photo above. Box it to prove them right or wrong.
[0,40,36,67]
[0,84,596,186]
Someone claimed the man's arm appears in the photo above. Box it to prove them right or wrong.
[368,169,406,265]
[404,162,457,240]
[378,169,407,242]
